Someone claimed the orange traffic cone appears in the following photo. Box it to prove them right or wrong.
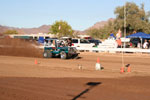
[97,57,100,63]
[95,57,101,70]
[120,67,124,73]
[127,67,131,72]
[35,59,38,64]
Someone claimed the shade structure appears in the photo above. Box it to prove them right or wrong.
[126,32,150,39]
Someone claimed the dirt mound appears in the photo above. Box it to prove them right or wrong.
[0,38,43,58]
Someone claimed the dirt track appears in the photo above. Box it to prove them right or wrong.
[1,52,150,100]
[0,77,150,100]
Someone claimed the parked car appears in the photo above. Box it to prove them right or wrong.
[88,39,102,46]
[71,39,94,49]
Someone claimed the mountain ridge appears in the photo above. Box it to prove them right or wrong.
[0,18,114,35]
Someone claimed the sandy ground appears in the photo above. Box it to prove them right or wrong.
[0,52,150,100]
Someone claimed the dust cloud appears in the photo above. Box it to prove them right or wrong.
[0,38,43,58]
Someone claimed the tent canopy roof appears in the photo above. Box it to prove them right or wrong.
[126,32,150,39]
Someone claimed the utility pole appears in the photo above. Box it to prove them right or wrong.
[121,3,127,70]
[124,4,127,48]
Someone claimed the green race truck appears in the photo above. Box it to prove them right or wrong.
[43,39,79,59]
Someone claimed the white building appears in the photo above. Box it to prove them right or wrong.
[9,33,56,40]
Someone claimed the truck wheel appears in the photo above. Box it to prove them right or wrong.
[74,54,78,59]
[43,51,52,58]
[60,51,67,59]
[71,54,78,59]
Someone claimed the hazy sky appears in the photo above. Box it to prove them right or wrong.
[0,0,150,30]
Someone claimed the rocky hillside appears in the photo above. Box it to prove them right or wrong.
[0,25,51,34]
[87,18,114,30]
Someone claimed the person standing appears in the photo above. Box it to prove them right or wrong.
[143,40,148,49]
[116,29,122,48]
[148,40,150,48]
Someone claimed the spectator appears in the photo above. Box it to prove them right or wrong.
[143,40,148,49]
[137,42,141,48]
[130,42,132,48]
[116,39,122,48]
[148,40,150,48]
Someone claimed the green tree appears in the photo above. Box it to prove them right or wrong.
[87,28,100,38]
[4,30,18,35]
[88,2,150,39]
[114,2,150,35]
[49,20,73,37]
